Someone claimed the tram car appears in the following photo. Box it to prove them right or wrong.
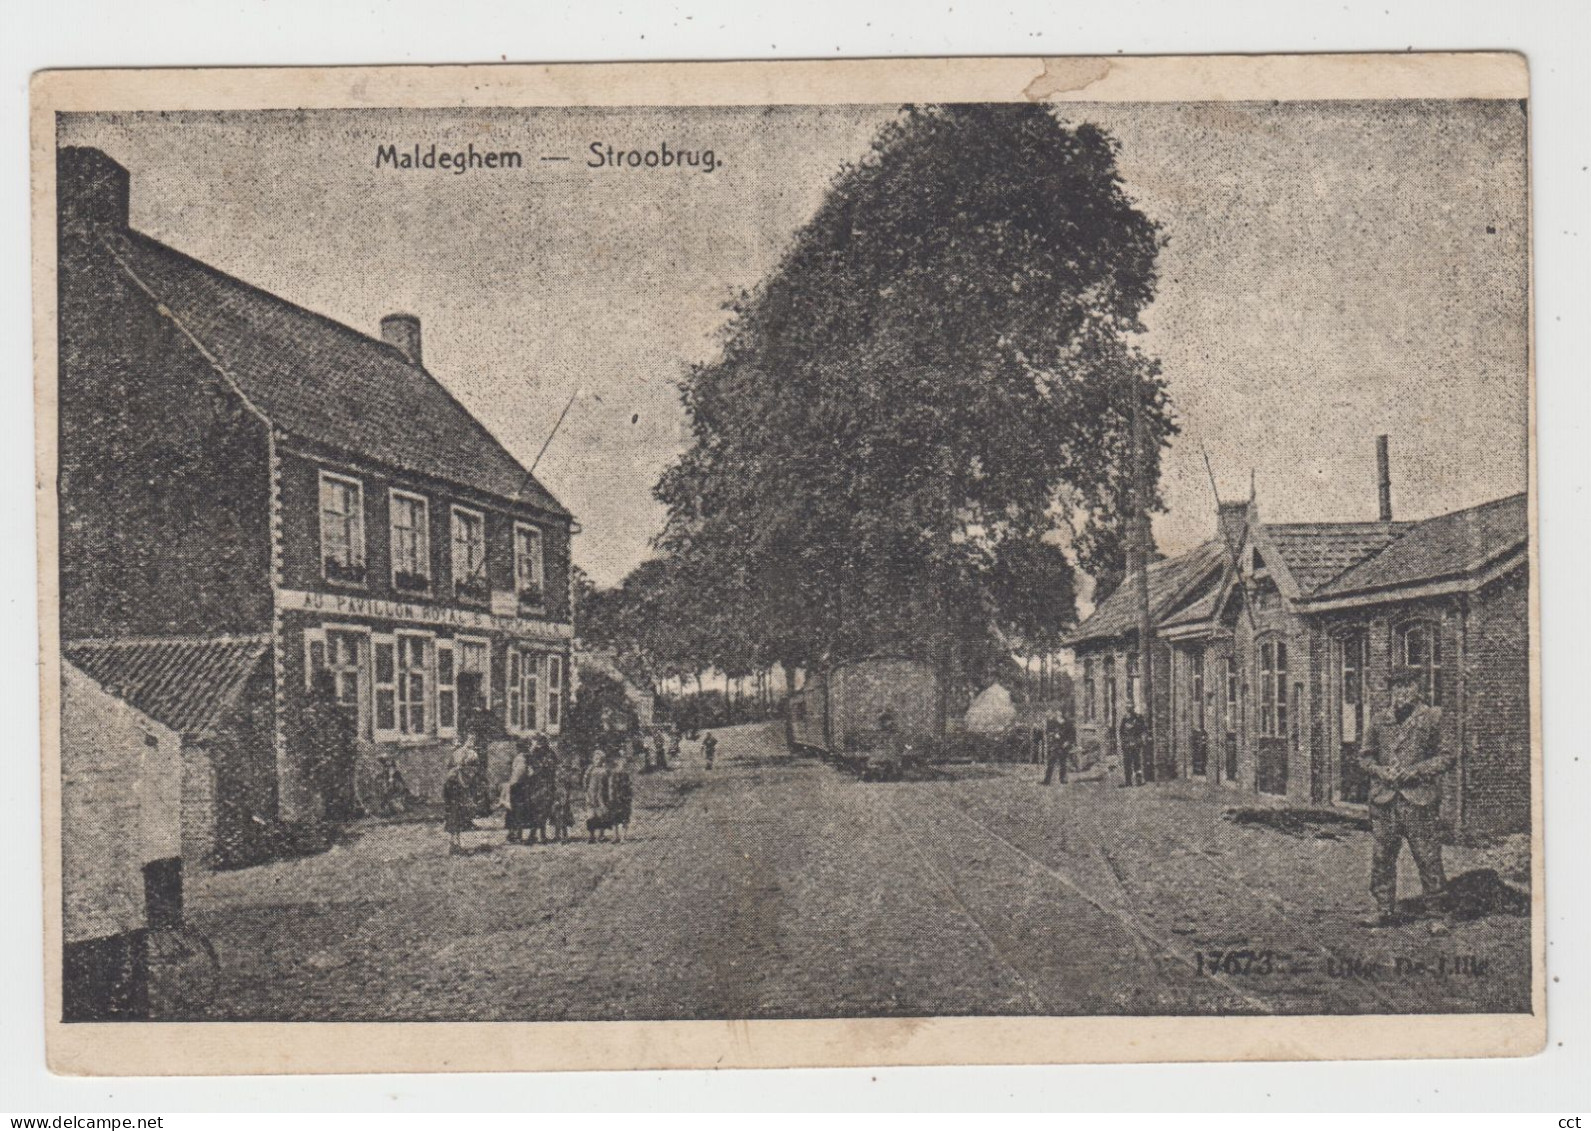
[788,656,940,780]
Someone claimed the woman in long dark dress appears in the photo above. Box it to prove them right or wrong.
[443,733,480,856]
[606,751,634,844]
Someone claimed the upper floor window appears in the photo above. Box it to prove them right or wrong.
[389,490,430,592]
[1397,621,1444,706]
[319,472,366,585]
[514,523,545,608]
[450,506,488,603]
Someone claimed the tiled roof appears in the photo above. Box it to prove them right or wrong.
[1159,582,1224,630]
[1065,540,1227,646]
[64,636,269,739]
[94,226,569,519]
[1310,493,1527,598]
[1262,522,1415,594]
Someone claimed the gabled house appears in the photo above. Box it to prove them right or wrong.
[1065,538,1228,778]
[1294,492,1530,836]
[57,147,577,835]
[1065,461,1531,839]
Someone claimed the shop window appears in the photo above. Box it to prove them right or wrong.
[396,633,429,736]
[306,627,364,708]
[507,647,539,734]
[319,473,366,585]
[1126,651,1140,714]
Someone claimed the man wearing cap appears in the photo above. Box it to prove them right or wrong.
[1358,667,1455,927]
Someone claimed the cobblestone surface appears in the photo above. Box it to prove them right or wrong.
[187,722,1532,1020]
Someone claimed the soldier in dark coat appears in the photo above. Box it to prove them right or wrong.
[1041,715,1076,785]
[528,734,558,844]
[552,739,579,842]
[1118,707,1148,787]
[1358,668,1455,926]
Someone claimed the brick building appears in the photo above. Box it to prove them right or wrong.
[1066,474,1529,839]
[57,146,576,839]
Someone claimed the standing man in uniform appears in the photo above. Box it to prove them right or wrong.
[1041,714,1076,785]
[1118,705,1148,787]
[1358,667,1454,927]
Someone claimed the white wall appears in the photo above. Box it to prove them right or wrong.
[60,662,183,943]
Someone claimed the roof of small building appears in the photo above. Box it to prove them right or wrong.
[1261,522,1415,594]
[1064,539,1227,647]
[1309,492,1527,598]
[93,226,569,519]
[64,636,270,740]
[1158,580,1225,630]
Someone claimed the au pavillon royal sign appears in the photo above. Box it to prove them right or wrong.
[275,587,573,642]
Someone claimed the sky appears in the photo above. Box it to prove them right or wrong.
[60,100,1529,588]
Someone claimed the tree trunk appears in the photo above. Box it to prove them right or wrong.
[783,664,798,748]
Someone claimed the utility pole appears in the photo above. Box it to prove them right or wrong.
[1128,365,1156,781]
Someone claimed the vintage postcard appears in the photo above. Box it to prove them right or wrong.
[31,53,1542,1074]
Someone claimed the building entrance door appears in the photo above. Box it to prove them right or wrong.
[1255,638,1289,796]
[1222,653,1239,783]
[1335,630,1371,804]
[1189,648,1208,777]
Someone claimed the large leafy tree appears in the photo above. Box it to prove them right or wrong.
[656,104,1173,693]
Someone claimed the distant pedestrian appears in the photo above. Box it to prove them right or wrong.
[651,730,667,772]
[607,752,634,843]
[668,729,682,767]
[584,749,613,842]
[443,733,480,856]
[702,731,717,770]
[1041,715,1076,785]
[1118,707,1148,787]
[504,742,533,845]
[1359,668,1455,927]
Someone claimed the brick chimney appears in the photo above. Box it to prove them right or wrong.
[1216,499,1251,549]
[380,313,422,367]
[57,147,130,233]
[1376,434,1393,522]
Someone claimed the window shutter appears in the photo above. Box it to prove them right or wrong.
[373,634,398,741]
[507,648,522,733]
